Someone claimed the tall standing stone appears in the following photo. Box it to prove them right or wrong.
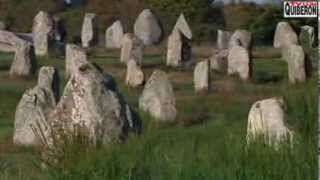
[81,13,96,48]
[166,29,192,68]
[139,70,177,122]
[134,9,162,45]
[247,97,293,146]
[228,29,252,50]
[173,13,192,40]
[286,44,306,84]
[48,63,140,144]
[194,60,210,93]
[299,25,314,49]
[65,44,88,78]
[13,66,59,146]
[126,59,144,87]
[32,11,54,56]
[105,20,124,48]
[217,30,232,50]
[273,22,298,48]
[120,33,144,65]
[227,45,251,80]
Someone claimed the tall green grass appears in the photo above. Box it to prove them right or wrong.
[0,52,317,180]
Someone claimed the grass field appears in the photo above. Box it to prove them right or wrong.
[0,46,317,180]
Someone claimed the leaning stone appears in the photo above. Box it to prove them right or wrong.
[228,29,252,50]
[81,13,97,48]
[9,41,36,78]
[32,11,54,56]
[166,29,192,68]
[105,20,124,48]
[173,13,192,40]
[139,70,177,122]
[194,60,210,93]
[217,30,232,50]
[65,44,88,78]
[48,63,140,144]
[273,22,298,48]
[227,45,251,80]
[134,9,162,45]
[247,97,293,146]
[126,59,144,87]
[286,45,306,84]
[120,33,144,65]
[299,25,314,49]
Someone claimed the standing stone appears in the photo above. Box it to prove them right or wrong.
[273,22,298,48]
[228,29,252,50]
[9,41,36,78]
[210,49,228,73]
[65,44,88,78]
[134,9,162,45]
[173,13,192,40]
[299,25,314,49]
[217,30,232,50]
[247,97,293,145]
[0,30,37,77]
[120,33,144,65]
[13,66,59,146]
[227,45,250,80]
[38,66,60,101]
[106,20,124,48]
[32,11,54,56]
[48,63,140,144]
[166,29,192,68]
[139,70,177,122]
[81,13,96,48]
[286,45,306,84]
[194,60,210,93]
[126,59,144,87]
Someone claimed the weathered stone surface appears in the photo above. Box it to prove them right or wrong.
[299,25,314,49]
[273,22,298,48]
[0,30,36,77]
[194,60,210,93]
[32,11,54,56]
[210,49,228,72]
[229,29,252,50]
[120,33,144,64]
[38,66,60,101]
[65,44,88,78]
[13,66,59,146]
[285,45,306,84]
[105,20,124,48]
[48,63,140,144]
[166,29,192,68]
[217,30,232,50]
[126,60,144,87]
[173,13,192,40]
[139,70,176,122]
[134,9,162,45]
[9,41,36,77]
[227,45,250,80]
[81,13,96,48]
[247,97,293,145]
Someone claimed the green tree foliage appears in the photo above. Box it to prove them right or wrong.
[147,0,209,20]
[0,0,63,32]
